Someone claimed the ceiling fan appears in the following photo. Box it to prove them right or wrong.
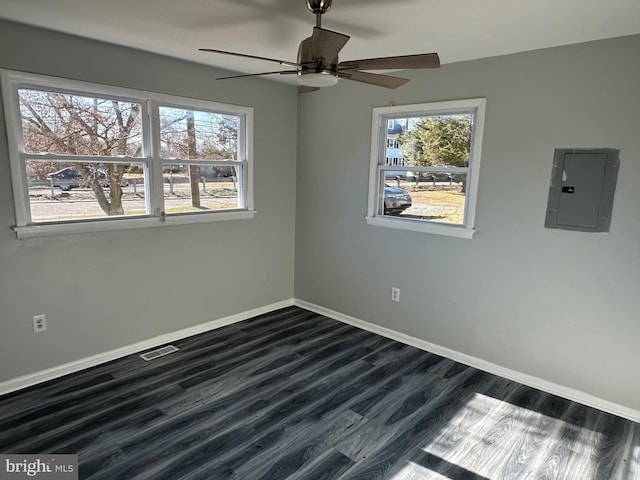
[199,0,440,93]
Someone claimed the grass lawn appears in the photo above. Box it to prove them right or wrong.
[401,187,466,225]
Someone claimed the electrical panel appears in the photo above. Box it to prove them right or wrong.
[545,148,619,232]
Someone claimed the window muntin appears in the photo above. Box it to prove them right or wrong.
[367,99,486,238]
[2,70,254,235]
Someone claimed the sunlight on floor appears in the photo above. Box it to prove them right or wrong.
[629,445,640,479]
[392,392,601,480]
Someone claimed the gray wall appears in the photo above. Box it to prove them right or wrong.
[295,35,640,411]
[0,21,297,382]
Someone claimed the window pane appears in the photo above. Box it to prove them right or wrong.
[387,114,472,168]
[163,163,240,214]
[27,160,147,222]
[383,173,466,225]
[18,89,142,157]
[383,113,473,226]
[159,106,239,161]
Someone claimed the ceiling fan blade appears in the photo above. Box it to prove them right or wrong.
[298,86,321,94]
[216,70,299,80]
[339,53,440,71]
[339,70,410,89]
[199,48,300,69]
[311,27,350,61]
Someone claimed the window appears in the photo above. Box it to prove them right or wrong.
[367,98,486,238]
[158,105,245,214]
[1,70,254,238]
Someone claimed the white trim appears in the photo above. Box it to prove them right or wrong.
[0,299,293,396]
[374,98,486,117]
[294,298,640,424]
[244,108,255,211]
[13,210,257,239]
[1,69,253,115]
[464,98,486,227]
[148,100,165,213]
[0,73,30,226]
[367,114,385,218]
[381,166,469,174]
[365,215,475,238]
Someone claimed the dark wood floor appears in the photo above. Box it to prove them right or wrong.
[1,306,639,479]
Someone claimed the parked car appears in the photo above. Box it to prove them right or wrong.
[46,167,127,190]
[46,167,85,191]
[384,185,412,215]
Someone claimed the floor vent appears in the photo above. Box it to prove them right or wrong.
[140,345,179,361]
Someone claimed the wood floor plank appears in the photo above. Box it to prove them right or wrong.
[528,403,600,480]
[146,346,428,480]
[232,409,366,480]
[88,328,396,478]
[78,446,126,480]
[156,323,359,417]
[230,351,440,478]
[401,382,519,470]
[587,412,632,480]
[0,384,184,452]
[391,450,492,480]
[89,351,379,478]
[421,383,547,479]
[335,366,478,464]
[127,362,377,480]
[288,448,355,480]
[0,306,638,480]
[491,394,573,479]
[21,407,166,456]
[348,354,446,420]
[336,370,496,478]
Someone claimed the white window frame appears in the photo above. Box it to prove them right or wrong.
[366,98,486,239]
[1,69,255,238]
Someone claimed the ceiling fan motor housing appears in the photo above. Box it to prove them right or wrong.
[306,0,332,14]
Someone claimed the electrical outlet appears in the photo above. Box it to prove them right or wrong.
[391,287,400,302]
[33,314,47,333]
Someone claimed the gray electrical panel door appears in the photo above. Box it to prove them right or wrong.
[545,148,619,232]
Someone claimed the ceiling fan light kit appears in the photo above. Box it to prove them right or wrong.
[200,0,440,92]
[297,71,339,87]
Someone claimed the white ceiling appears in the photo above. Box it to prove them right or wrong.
[1,0,639,85]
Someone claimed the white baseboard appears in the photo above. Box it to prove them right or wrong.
[0,299,294,396]
[4,297,639,424]
[294,298,640,424]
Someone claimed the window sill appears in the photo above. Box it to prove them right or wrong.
[365,215,475,239]
[14,210,257,239]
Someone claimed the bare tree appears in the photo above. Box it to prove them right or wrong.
[19,90,141,215]
[186,112,201,208]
